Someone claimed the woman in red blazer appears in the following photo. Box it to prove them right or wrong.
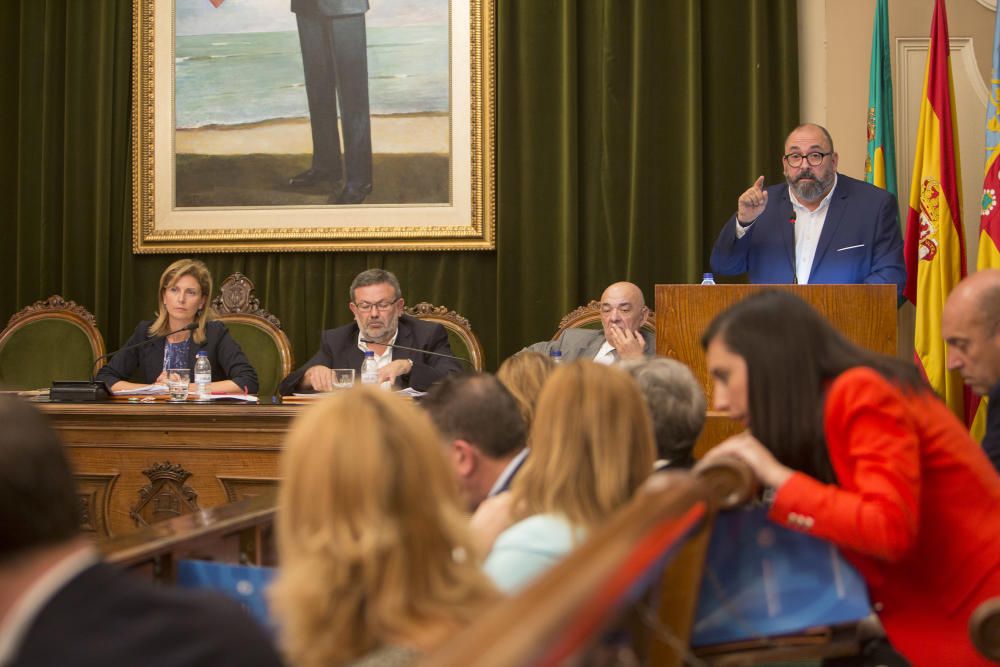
[701,291,1000,666]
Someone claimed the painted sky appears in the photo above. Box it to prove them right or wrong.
[176,0,450,36]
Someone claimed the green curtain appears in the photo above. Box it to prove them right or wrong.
[0,0,797,373]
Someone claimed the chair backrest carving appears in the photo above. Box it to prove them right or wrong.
[211,273,293,397]
[404,302,485,371]
[0,295,105,389]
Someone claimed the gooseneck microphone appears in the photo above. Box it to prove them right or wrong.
[50,322,200,403]
[89,322,199,382]
[788,210,799,285]
[359,339,474,366]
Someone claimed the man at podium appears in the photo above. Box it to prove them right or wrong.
[709,124,905,297]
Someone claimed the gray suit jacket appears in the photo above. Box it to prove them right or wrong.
[523,327,656,361]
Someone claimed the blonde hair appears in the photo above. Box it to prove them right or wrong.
[148,259,214,344]
[270,387,498,667]
[510,361,655,531]
[496,351,555,428]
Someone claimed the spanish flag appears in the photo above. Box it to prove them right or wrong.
[865,0,897,197]
[904,0,968,420]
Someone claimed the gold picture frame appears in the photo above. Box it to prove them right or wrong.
[132,0,496,253]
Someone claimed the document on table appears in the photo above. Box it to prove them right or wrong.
[113,384,168,396]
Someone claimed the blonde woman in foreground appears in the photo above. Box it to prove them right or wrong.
[474,361,656,593]
[270,387,499,667]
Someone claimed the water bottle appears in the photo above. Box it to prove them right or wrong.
[549,349,563,364]
[360,350,379,385]
[194,351,211,400]
[700,272,716,285]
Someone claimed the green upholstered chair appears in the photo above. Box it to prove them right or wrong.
[211,273,293,399]
[404,302,484,371]
[552,299,657,340]
[0,295,106,390]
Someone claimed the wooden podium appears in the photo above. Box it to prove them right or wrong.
[654,284,897,456]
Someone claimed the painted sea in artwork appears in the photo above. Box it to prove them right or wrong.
[175,25,449,128]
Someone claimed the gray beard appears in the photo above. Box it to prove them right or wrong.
[789,172,834,203]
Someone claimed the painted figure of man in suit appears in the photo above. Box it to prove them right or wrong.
[289,0,374,205]
[278,268,462,394]
[522,281,655,363]
[710,123,906,297]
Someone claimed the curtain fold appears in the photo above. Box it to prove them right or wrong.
[0,0,798,371]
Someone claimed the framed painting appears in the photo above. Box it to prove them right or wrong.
[132,0,496,253]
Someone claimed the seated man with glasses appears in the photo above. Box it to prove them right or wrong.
[278,268,461,394]
[710,123,905,296]
[521,282,654,363]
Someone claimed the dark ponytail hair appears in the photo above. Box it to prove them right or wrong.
[701,290,925,483]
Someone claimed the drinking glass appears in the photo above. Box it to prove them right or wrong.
[166,368,190,402]
[332,368,355,390]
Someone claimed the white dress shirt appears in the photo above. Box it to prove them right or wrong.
[593,341,618,365]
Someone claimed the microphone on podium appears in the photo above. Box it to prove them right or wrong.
[358,339,475,366]
[788,210,799,285]
[51,322,200,403]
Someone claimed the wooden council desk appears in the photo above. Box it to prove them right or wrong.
[35,399,742,539]
[36,400,300,539]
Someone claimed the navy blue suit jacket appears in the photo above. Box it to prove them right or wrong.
[710,174,906,297]
[11,562,282,667]
[95,320,259,394]
[278,314,461,395]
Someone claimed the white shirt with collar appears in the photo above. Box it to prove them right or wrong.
[734,174,839,285]
[593,341,618,365]
[487,448,530,498]
[789,173,838,285]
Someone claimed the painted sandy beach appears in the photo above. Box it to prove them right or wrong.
[175,113,449,156]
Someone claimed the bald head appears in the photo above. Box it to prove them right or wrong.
[599,282,648,341]
[942,270,1000,395]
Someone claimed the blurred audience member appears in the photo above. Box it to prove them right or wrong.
[0,396,282,667]
[270,387,498,667]
[423,373,528,511]
[496,351,555,428]
[942,268,1000,473]
[621,357,706,470]
[473,362,655,592]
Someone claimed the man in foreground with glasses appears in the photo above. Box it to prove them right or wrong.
[521,281,654,362]
[278,268,461,394]
[710,123,905,295]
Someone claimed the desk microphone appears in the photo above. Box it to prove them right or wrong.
[51,322,200,403]
[359,339,475,366]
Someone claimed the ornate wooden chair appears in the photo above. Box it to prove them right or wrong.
[552,300,656,340]
[405,302,484,371]
[0,295,105,390]
[211,273,293,399]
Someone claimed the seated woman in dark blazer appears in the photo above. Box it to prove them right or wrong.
[96,259,258,394]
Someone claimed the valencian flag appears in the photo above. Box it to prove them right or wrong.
[969,6,1000,439]
[904,0,969,421]
[865,0,897,197]
[980,5,1000,271]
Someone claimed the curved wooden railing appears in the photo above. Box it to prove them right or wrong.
[99,491,277,582]
[419,459,756,667]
